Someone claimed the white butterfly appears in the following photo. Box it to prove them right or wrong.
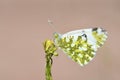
[53,27,108,66]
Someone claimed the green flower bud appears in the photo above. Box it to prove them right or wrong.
[43,40,57,55]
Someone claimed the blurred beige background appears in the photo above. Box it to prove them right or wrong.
[0,0,120,80]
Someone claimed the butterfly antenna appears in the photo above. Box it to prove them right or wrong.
[48,19,58,32]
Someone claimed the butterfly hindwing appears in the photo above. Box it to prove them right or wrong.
[54,27,107,66]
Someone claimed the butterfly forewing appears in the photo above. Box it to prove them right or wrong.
[54,27,107,66]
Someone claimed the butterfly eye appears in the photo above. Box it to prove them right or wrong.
[53,32,62,38]
[53,32,59,38]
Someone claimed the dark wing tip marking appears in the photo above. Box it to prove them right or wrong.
[92,27,107,34]
[92,27,98,31]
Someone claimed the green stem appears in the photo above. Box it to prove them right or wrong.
[45,54,53,80]
[43,40,57,80]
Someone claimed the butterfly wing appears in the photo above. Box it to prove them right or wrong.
[54,27,107,66]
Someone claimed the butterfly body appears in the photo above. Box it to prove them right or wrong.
[53,27,107,66]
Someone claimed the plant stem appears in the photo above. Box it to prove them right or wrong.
[43,40,57,80]
[45,54,53,80]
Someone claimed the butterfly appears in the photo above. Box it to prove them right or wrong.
[53,27,108,66]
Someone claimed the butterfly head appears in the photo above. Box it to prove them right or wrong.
[53,32,62,46]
